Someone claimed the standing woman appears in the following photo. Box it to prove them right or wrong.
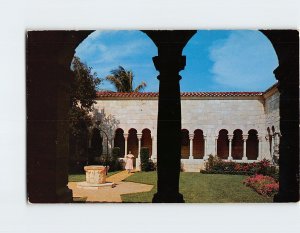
[125,151,134,173]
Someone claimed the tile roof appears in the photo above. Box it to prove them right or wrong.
[96,91,264,98]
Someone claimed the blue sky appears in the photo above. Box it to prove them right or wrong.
[75,30,278,92]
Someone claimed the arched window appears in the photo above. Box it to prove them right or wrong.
[141,128,152,157]
[271,126,275,134]
[114,128,125,157]
[232,129,243,160]
[181,129,190,159]
[128,128,138,158]
[246,129,259,160]
[217,129,229,159]
[193,129,204,159]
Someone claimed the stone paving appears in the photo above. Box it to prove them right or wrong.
[68,171,153,203]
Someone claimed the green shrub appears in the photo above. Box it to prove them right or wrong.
[112,147,120,159]
[140,147,150,171]
[140,147,156,171]
[105,147,123,172]
[203,155,277,178]
[147,160,157,171]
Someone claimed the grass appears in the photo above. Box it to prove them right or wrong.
[68,170,121,182]
[121,172,274,203]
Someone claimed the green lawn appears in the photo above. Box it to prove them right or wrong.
[68,171,120,182]
[121,172,274,203]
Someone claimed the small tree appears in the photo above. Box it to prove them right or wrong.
[69,56,101,168]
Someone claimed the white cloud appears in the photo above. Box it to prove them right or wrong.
[92,39,149,64]
[209,31,279,91]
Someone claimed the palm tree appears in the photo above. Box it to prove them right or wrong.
[105,66,147,92]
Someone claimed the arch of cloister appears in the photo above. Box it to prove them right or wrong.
[27,30,299,203]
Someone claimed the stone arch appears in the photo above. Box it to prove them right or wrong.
[141,128,152,157]
[114,128,125,157]
[181,129,190,159]
[128,128,138,158]
[246,129,259,160]
[193,129,204,159]
[217,129,229,159]
[232,129,243,160]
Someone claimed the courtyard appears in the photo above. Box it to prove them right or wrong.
[68,171,273,203]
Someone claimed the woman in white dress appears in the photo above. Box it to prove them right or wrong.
[125,151,134,173]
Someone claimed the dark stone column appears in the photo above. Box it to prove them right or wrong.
[261,30,299,202]
[274,60,299,202]
[143,31,196,202]
[27,31,91,203]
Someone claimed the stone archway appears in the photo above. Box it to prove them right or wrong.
[181,129,190,159]
[193,129,204,159]
[27,30,299,203]
[141,128,152,157]
[232,129,243,160]
[127,128,138,158]
[114,128,125,157]
[246,129,259,160]
[217,129,229,159]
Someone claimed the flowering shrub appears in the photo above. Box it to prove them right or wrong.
[203,155,278,179]
[243,174,279,196]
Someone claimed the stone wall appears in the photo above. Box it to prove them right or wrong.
[263,84,280,162]
[93,85,280,171]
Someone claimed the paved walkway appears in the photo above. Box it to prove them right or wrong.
[68,171,153,203]
[106,170,134,183]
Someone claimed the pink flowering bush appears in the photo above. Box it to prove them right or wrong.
[243,174,279,197]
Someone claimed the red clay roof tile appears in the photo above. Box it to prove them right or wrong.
[96,91,264,98]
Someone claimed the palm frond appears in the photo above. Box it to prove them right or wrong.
[105,75,123,92]
[106,66,147,93]
[134,81,147,92]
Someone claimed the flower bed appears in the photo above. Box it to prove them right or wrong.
[243,174,279,197]
[202,155,278,180]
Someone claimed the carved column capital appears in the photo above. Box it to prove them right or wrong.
[189,133,194,140]
[137,133,142,140]
[228,134,234,140]
[123,133,129,140]
[242,134,248,140]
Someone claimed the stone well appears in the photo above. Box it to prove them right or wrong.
[84,165,108,184]
[77,165,114,189]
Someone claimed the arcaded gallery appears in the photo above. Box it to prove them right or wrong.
[93,83,280,172]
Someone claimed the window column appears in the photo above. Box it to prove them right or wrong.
[203,135,208,160]
[136,133,142,171]
[188,133,194,159]
[270,132,274,156]
[242,134,248,161]
[228,134,233,160]
[215,136,218,156]
[151,134,157,161]
[258,135,263,161]
[124,133,128,156]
